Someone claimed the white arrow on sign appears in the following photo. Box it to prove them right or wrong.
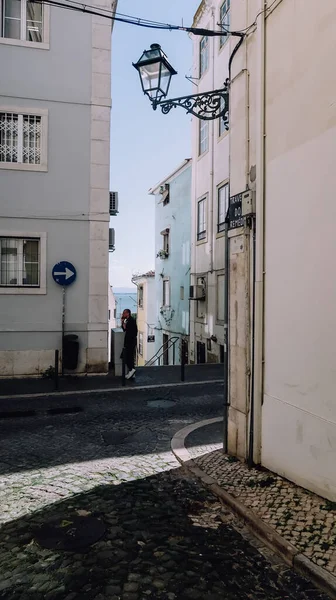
[54,267,74,280]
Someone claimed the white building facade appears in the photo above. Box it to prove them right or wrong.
[189,0,231,365]
[228,0,336,501]
[0,0,117,376]
[132,272,156,367]
[149,160,192,366]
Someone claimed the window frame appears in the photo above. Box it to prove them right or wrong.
[199,35,209,77]
[0,231,46,295]
[219,0,230,49]
[0,0,50,49]
[197,197,207,241]
[138,285,144,308]
[162,277,170,307]
[138,332,143,356]
[217,182,229,233]
[162,231,169,255]
[218,97,228,137]
[0,106,48,171]
[199,119,209,156]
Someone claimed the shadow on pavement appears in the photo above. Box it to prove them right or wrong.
[0,387,224,477]
[0,468,327,600]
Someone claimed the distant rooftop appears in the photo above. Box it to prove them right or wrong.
[132,270,155,282]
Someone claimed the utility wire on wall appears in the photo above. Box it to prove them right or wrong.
[36,0,239,38]
[36,0,281,39]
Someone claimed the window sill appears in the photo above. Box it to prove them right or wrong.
[0,162,48,172]
[0,286,46,295]
[0,37,49,50]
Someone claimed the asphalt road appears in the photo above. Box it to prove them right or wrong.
[0,383,330,599]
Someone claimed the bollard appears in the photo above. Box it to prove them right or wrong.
[180,340,185,382]
[54,349,59,391]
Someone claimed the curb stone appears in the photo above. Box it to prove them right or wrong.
[0,379,224,402]
[171,419,336,600]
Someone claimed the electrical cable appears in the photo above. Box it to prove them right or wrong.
[218,0,281,36]
[37,0,242,37]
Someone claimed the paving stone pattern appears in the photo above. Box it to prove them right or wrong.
[186,421,223,460]
[190,438,336,577]
[0,388,332,599]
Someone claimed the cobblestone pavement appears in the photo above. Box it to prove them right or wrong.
[186,421,336,578]
[0,386,331,599]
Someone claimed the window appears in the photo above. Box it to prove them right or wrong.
[0,109,47,170]
[219,97,228,136]
[199,119,208,155]
[199,35,209,77]
[138,285,144,308]
[0,237,40,287]
[219,0,230,48]
[180,286,184,301]
[161,184,170,206]
[138,332,143,356]
[163,231,169,255]
[197,198,206,241]
[217,274,225,322]
[218,183,229,232]
[1,0,45,42]
[147,325,155,343]
[163,278,170,307]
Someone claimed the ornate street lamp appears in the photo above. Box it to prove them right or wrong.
[133,43,229,124]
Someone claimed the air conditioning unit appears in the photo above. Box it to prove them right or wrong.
[189,284,206,300]
[109,191,119,215]
[109,228,115,251]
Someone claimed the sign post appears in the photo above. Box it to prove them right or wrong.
[52,261,77,376]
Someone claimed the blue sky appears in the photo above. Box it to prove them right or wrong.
[109,0,200,289]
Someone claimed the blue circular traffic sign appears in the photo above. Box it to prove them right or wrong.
[52,261,77,286]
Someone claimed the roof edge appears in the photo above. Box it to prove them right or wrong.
[148,158,192,195]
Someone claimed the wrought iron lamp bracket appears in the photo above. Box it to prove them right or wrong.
[152,79,230,124]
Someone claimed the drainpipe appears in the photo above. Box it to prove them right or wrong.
[248,0,266,467]
[209,7,216,275]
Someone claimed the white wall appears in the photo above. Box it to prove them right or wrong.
[134,276,156,366]
[0,0,115,376]
[108,285,117,361]
[262,0,336,500]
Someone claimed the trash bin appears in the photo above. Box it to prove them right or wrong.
[63,334,79,370]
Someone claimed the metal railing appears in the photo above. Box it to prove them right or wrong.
[121,337,188,386]
[145,336,179,367]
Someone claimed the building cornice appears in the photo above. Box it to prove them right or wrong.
[192,0,210,27]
